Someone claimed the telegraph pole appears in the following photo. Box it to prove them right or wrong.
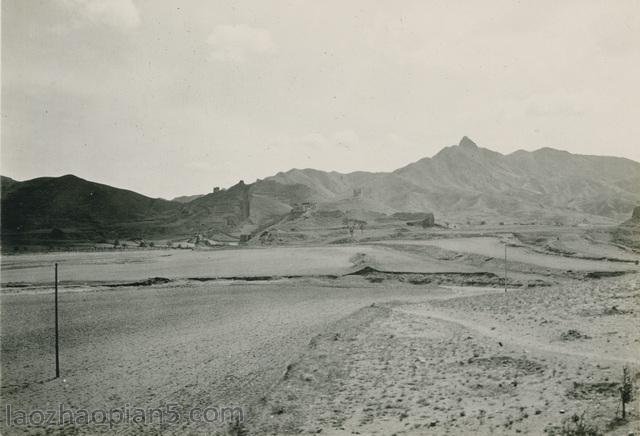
[54,263,60,378]
[504,245,508,292]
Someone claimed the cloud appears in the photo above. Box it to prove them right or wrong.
[59,0,140,29]
[207,25,276,62]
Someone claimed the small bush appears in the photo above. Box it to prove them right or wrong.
[560,412,600,435]
[560,329,590,341]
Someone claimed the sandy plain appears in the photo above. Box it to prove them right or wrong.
[1,228,638,435]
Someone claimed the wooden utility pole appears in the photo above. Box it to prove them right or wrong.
[504,245,508,292]
[54,263,60,378]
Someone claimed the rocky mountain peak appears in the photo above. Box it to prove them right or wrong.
[458,136,478,149]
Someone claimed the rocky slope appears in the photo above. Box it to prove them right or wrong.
[262,137,640,223]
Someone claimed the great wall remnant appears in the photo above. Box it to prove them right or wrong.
[204,180,251,230]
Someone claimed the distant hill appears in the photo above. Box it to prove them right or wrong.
[171,194,205,203]
[0,176,19,199]
[263,137,640,223]
[0,175,301,247]
[3,137,639,247]
[1,175,181,245]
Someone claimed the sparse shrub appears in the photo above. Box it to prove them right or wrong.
[558,412,600,435]
[603,305,632,315]
[149,241,155,247]
[113,239,120,248]
[560,329,590,341]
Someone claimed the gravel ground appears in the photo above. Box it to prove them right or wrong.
[2,238,638,435]
[251,274,640,435]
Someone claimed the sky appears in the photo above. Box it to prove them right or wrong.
[2,0,639,199]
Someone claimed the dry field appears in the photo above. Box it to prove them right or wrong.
[1,231,639,435]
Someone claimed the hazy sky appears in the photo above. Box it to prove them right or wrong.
[2,0,639,199]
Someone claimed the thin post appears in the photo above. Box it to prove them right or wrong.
[504,244,507,292]
[55,263,60,378]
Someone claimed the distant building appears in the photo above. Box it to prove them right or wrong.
[406,213,435,228]
[291,202,316,215]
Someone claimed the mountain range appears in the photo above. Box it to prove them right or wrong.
[2,137,639,246]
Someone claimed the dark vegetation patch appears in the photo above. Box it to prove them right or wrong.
[584,271,628,279]
[469,355,545,376]
[567,381,619,399]
[579,305,634,317]
[560,329,591,341]
[187,274,338,282]
[106,277,172,287]
[346,266,550,288]
[3,283,30,288]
